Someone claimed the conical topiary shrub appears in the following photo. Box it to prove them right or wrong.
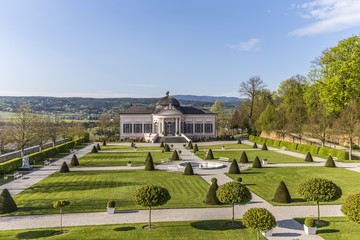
[184,162,194,175]
[145,155,155,171]
[272,181,292,203]
[237,139,242,144]
[160,141,164,148]
[239,151,249,163]
[171,150,180,160]
[252,156,262,168]
[188,142,193,149]
[97,143,101,151]
[229,159,240,174]
[194,144,199,152]
[60,161,70,173]
[206,149,214,160]
[103,140,106,146]
[253,142,258,148]
[145,152,153,165]
[204,178,220,205]
[0,189,17,214]
[70,154,79,166]
[305,152,313,162]
[325,156,336,167]
[91,145,98,153]
[164,144,171,152]
[261,143,268,150]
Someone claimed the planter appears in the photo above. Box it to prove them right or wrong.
[304,225,317,235]
[134,148,137,151]
[262,160,268,165]
[192,153,196,156]
[261,229,273,237]
[222,147,225,150]
[107,207,115,214]
[127,163,132,167]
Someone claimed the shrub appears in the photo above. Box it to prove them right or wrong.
[145,155,155,171]
[310,146,320,155]
[0,158,22,175]
[252,156,262,168]
[318,147,330,158]
[160,141,164,147]
[0,188,17,213]
[206,149,214,160]
[239,151,248,163]
[304,217,315,227]
[305,152,313,162]
[194,144,199,152]
[60,162,70,173]
[103,140,106,146]
[97,143,101,151]
[171,150,180,160]
[107,200,115,208]
[272,181,292,203]
[184,163,194,175]
[144,152,153,165]
[341,193,360,223]
[325,156,336,167]
[297,144,311,154]
[236,177,242,182]
[91,145,98,153]
[261,143,268,150]
[243,208,277,239]
[330,148,349,160]
[228,159,240,174]
[188,142,193,149]
[248,135,256,142]
[164,144,171,152]
[253,143,258,148]
[273,140,282,147]
[204,178,220,205]
[237,139,242,144]
[70,154,79,166]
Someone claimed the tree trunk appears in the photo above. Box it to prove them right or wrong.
[232,204,235,225]
[322,141,325,148]
[257,231,260,240]
[60,208,63,233]
[149,206,152,229]
[21,147,24,158]
[317,201,320,223]
[299,136,302,145]
[349,138,353,161]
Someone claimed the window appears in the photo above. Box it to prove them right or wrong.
[144,124,152,133]
[195,123,203,133]
[205,123,213,133]
[134,124,142,133]
[123,124,132,133]
[184,123,193,133]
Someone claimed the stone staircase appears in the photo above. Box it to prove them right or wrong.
[154,136,188,143]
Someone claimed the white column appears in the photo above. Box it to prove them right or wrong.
[162,118,165,134]
[175,118,178,134]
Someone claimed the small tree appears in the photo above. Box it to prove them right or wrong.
[204,178,220,205]
[252,156,262,168]
[70,154,79,166]
[206,149,214,159]
[261,143,268,150]
[145,155,155,171]
[253,142,258,148]
[325,156,336,167]
[97,143,101,151]
[160,141,164,148]
[216,181,252,225]
[228,159,240,174]
[272,181,292,203]
[0,189,17,214]
[103,140,106,146]
[171,150,180,160]
[145,152,153,165]
[239,151,248,163]
[297,178,342,222]
[243,208,277,240]
[305,152,313,162]
[341,193,360,224]
[91,145,98,153]
[184,162,194,175]
[164,144,171,152]
[133,185,171,229]
[188,141,193,149]
[53,200,70,233]
[194,144,199,152]
[60,162,70,173]
[237,139,242,144]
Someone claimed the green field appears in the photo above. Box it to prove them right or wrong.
[0,220,265,240]
[197,144,253,150]
[227,166,360,206]
[6,170,211,216]
[77,152,176,167]
[100,145,163,151]
[196,150,306,163]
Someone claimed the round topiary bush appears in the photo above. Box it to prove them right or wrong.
[206,149,214,160]
[242,208,277,240]
[252,156,262,168]
[97,143,101,151]
[184,162,194,175]
[325,156,336,167]
[228,159,240,174]
[91,145,98,153]
[261,143,268,150]
[160,141,164,148]
[107,200,115,208]
[70,154,79,166]
[272,181,292,203]
[239,151,249,163]
[0,188,17,214]
[145,155,155,171]
[171,150,180,160]
[253,142,258,148]
[305,152,313,162]
[237,139,242,144]
[145,152,153,165]
[236,177,242,183]
[304,217,315,227]
[164,144,171,152]
[204,178,220,205]
[103,140,106,146]
[341,193,360,223]
[60,161,70,173]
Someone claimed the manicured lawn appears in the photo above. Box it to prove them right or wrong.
[196,150,306,163]
[227,166,360,206]
[6,170,211,216]
[294,217,359,240]
[197,144,253,150]
[100,145,163,151]
[77,152,175,167]
[0,220,266,240]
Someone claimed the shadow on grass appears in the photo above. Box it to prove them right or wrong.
[317,229,340,234]
[190,220,246,231]
[114,226,136,231]
[16,230,54,239]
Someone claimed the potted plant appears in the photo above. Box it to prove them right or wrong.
[192,148,196,156]
[263,159,268,165]
[176,131,179,136]
[304,217,317,235]
[178,150,182,155]
[222,146,225,150]
[183,144,186,148]
[134,146,137,151]
[107,200,116,214]
[236,177,242,184]
[170,144,174,149]
[127,161,132,167]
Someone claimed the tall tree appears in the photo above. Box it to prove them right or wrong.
[286,101,307,144]
[33,114,50,152]
[230,102,250,135]
[0,118,10,155]
[272,105,288,141]
[48,116,61,147]
[210,100,227,135]
[255,102,276,136]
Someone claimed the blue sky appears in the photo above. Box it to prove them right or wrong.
[0,0,359,98]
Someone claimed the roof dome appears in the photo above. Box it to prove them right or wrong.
[156,91,180,107]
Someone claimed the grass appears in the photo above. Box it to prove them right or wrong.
[77,152,175,167]
[100,145,163,151]
[5,170,212,216]
[0,220,266,240]
[227,166,360,206]
[197,144,253,150]
[294,217,358,240]
[196,150,306,163]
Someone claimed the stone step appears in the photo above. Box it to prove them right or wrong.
[155,136,188,143]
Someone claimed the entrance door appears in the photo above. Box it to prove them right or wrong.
[165,122,175,136]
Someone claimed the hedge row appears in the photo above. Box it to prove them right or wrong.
[249,135,349,160]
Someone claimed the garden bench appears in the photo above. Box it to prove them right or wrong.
[14,172,22,179]
[70,149,77,154]
[161,158,170,163]
[4,174,8,180]
[218,157,230,162]
[44,160,50,166]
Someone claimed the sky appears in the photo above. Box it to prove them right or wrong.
[0,0,360,98]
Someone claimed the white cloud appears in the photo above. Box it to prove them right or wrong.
[228,38,262,52]
[290,0,360,36]
[127,84,154,87]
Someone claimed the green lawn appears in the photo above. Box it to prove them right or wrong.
[294,217,358,240]
[0,220,265,240]
[227,166,360,206]
[197,144,253,150]
[5,170,211,216]
[100,145,163,151]
[77,152,175,167]
[196,150,306,163]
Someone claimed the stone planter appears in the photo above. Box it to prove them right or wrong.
[261,229,273,237]
[134,148,137,151]
[107,207,115,214]
[304,225,317,235]
[222,147,225,150]
[262,160,268,165]
[127,163,132,167]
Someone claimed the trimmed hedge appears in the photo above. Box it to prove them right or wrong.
[0,158,22,174]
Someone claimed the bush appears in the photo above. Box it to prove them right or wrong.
[145,155,155,171]
[249,135,256,142]
[145,152,153,165]
[252,156,262,168]
[261,143,268,150]
[341,193,360,223]
[0,158,22,175]
[97,143,101,151]
[304,217,315,227]
[297,144,311,154]
[107,200,115,208]
[228,159,240,174]
[272,181,292,203]
[239,151,248,163]
[236,177,242,182]
[188,142,193,149]
[194,144,199,152]
[184,162,194,175]
[305,152,313,162]
[103,140,106,146]
[171,150,180,160]
[325,156,336,167]
[164,144,171,152]
[91,145,98,153]
[70,154,79,166]
[204,178,220,205]
[60,161,70,173]
[273,140,282,147]
[206,149,214,160]
[253,143,258,148]
[330,148,349,160]
[160,142,164,148]
[243,208,277,235]
[237,139,242,144]
[280,141,298,151]
[318,147,330,158]
[0,188,17,213]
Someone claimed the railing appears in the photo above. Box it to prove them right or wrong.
[181,133,191,143]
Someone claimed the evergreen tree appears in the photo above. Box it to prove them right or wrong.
[204,178,220,205]
[305,152,314,162]
[0,189,17,214]
[145,156,155,171]
[97,143,101,151]
[70,154,79,166]
[239,151,249,163]
[261,143,268,150]
[171,150,180,160]
[184,162,194,175]
[206,149,214,159]
[103,140,106,146]
[91,145,98,153]
[229,159,240,174]
[253,142,258,148]
[252,156,262,168]
[145,152,153,165]
[194,144,199,152]
[325,156,336,167]
[188,142,193,149]
[164,144,171,152]
[272,181,292,203]
[160,141,164,148]
[237,139,242,144]
[60,161,70,173]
